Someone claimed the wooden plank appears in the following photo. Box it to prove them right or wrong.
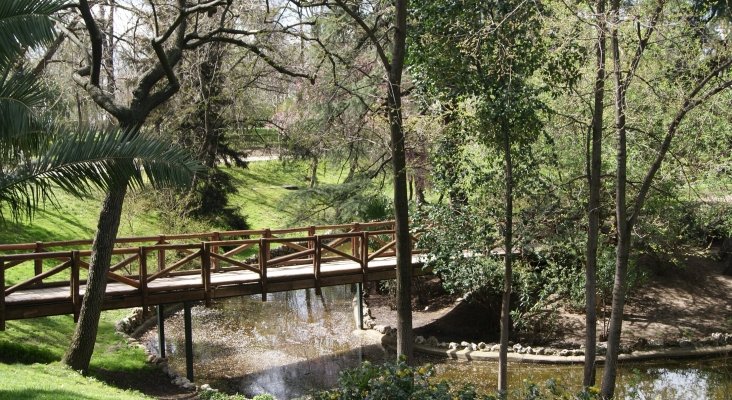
[0,243,37,251]
[34,242,44,283]
[108,254,138,272]
[5,260,71,295]
[260,236,269,301]
[210,253,259,273]
[312,223,356,231]
[280,241,309,252]
[368,240,397,261]
[148,249,202,281]
[269,227,311,235]
[325,236,350,250]
[320,244,360,263]
[267,248,315,267]
[1,259,26,271]
[0,251,71,262]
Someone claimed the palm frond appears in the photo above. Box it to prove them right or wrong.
[0,68,48,159]
[0,0,66,66]
[1,128,204,220]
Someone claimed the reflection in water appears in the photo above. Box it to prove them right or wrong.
[143,286,732,399]
[142,286,387,398]
[433,357,732,399]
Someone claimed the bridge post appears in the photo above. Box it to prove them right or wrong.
[308,226,315,259]
[34,242,43,285]
[202,243,212,307]
[356,282,364,330]
[139,247,149,310]
[157,304,166,358]
[352,223,360,257]
[313,236,321,296]
[211,232,220,271]
[157,235,166,273]
[184,301,194,382]
[259,233,270,302]
[70,251,80,322]
[1,259,5,331]
[361,232,369,284]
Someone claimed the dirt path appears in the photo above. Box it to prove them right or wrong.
[369,252,732,348]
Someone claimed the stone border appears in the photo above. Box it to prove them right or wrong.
[359,295,732,364]
[380,334,732,364]
[115,306,198,391]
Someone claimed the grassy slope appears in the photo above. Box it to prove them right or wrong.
[0,159,348,399]
[228,159,347,229]
[0,363,146,400]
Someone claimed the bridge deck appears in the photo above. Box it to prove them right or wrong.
[4,255,426,321]
[1,221,427,327]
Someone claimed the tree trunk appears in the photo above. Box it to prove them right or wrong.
[498,125,513,394]
[390,0,413,363]
[584,0,606,387]
[309,156,318,188]
[601,2,628,395]
[62,178,129,373]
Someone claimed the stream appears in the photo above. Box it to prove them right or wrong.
[141,286,732,399]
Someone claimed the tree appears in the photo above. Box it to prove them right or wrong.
[61,0,312,372]
[0,0,199,222]
[288,0,414,361]
[410,0,546,392]
[600,0,732,396]
[584,0,607,387]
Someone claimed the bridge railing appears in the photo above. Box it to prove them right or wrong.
[0,220,426,329]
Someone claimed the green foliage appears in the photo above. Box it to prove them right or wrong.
[0,0,202,222]
[198,391,275,400]
[279,177,391,226]
[0,0,64,64]
[1,128,203,221]
[190,169,250,230]
[314,358,490,400]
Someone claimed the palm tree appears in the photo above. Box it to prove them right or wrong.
[0,0,201,220]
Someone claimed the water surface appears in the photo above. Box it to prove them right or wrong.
[143,286,732,399]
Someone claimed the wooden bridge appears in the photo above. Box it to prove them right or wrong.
[0,221,426,330]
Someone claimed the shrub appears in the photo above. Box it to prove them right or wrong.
[314,358,601,400]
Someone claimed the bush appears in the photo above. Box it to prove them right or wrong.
[313,357,487,400]
[198,391,275,400]
[314,358,601,400]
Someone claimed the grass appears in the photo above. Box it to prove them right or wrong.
[226,159,351,229]
[0,363,148,400]
[0,159,356,399]
[0,309,153,399]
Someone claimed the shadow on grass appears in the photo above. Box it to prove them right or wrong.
[89,364,194,398]
[0,341,59,364]
[0,389,102,400]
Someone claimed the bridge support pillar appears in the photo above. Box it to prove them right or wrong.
[184,302,194,382]
[157,304,166,358]
[357,283,364,330]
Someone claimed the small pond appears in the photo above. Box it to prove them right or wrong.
[141,286,732,399]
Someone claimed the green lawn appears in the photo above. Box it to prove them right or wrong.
[227,159,348,229]
[0,363,148,400]
[0,309,152,399]
[0,159,355,399]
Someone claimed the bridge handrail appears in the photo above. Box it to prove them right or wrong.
[0,220,428,330]
[0,221,398,253]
